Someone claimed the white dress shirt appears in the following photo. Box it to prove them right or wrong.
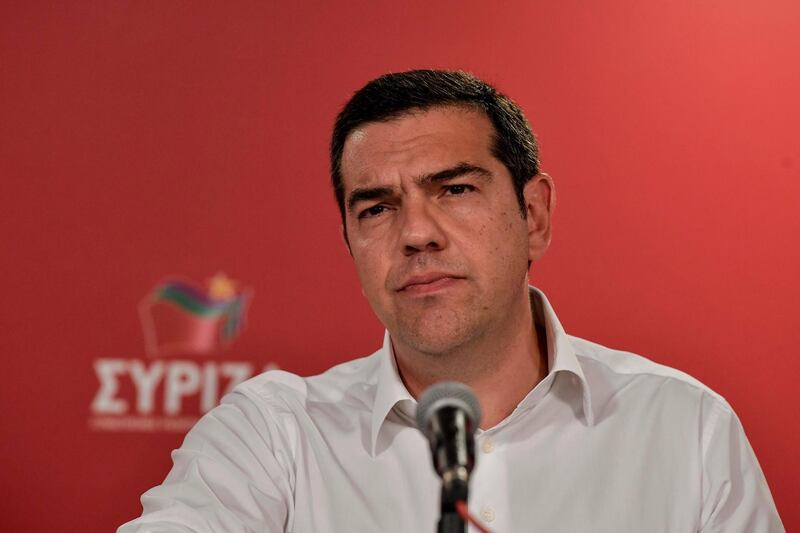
[119,288,784,533]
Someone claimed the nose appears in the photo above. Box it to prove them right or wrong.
[398,199,447,256]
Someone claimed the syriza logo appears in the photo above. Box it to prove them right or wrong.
[139,274,249,357]
[89,273,276,433]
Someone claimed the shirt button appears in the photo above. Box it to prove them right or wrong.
[481,506,496,523]
[481,437,495,454]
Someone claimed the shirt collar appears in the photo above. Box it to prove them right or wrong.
[369,286,595,455]
[529,286,595,426]
[370,331,415,456]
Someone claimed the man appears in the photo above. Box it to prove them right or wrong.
[120,70,783,532]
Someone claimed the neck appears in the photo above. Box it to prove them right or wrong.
[393,290,548,428]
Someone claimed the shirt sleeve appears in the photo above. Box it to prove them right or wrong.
[117,389,295,533]
[699,398,784,532]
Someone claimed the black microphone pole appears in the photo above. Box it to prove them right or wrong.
[439,476,468,533]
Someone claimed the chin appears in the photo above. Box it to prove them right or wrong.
[395,317,475,357]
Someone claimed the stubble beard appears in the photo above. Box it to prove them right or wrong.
[388,289,491,358]
[384,265,531,361]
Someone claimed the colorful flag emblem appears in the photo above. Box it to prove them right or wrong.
[139,273,251,357]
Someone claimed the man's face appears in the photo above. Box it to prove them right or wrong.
[340,106,549,356]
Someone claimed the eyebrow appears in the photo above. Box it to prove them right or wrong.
[345,162,493,214]
[418,162,493,186]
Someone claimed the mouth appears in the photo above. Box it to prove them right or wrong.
[398,274,465,294]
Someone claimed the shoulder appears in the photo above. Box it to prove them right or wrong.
[194,351,383,460]
[228,350,383,412]
[568,334,733,418]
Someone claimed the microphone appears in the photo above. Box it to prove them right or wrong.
[416,382,482,533]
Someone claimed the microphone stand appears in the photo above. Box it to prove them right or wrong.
[438,465,469,533]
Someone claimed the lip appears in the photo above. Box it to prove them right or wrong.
[397,273,465,294]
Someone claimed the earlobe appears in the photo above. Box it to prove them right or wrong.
[524,173,555,262]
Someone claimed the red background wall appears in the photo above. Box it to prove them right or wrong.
[1,2,797,531]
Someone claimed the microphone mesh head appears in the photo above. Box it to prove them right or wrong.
[416,381,482,431]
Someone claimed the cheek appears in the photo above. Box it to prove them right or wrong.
[487,213,529,262]
[353,249,388,292]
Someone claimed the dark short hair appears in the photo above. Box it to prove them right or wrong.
[330,69,540,223]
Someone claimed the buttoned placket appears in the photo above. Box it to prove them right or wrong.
[469,428,508,532]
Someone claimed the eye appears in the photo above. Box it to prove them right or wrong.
[443,184,476,196]
[358,204,388,219]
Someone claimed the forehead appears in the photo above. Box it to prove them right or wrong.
[340,106,496,187]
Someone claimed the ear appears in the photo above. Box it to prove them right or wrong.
[523,173,556,263]
[340,224,353,257]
